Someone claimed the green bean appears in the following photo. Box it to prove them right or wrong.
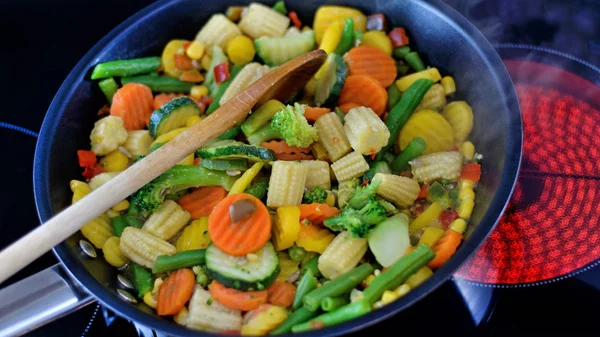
[391,137,426,172]
[110,215,128,237]
[91,57,161,80]
[289,245,307,262]
[131,263,153,297]
[387,83,402,112]
[124,215,144,229]
[126,203,140,217]
[291,300,371,332]
[121,75,193,93]
[334,18,355,55]
[98,78,119,104]
[272,0,287,15]
[397,63,410,76]
[363,244,435,304]
[303,263,373,311]
[381,152,396,165]
[405,51,425,71]
[270,307,318,335]
[206,64,244,115]
[334,107,345,124]
[320,295,350,312]
[301,255,321,278]
[392,46,411,59]
[293,270,318,309]
[152,249,206,274]
[216,125,241,140]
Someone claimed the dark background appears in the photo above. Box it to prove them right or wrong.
[1,0,600,336]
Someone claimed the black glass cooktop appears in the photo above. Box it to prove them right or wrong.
[1,0,600,336]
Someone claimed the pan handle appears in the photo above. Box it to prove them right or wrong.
[0,263,95,337]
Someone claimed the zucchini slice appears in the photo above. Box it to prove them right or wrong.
[314,52,348,107]
[196,140,277,162]
[255,30,316,66]
[148,97,202,138]
[201,158,249,171]
[205,242,280,291]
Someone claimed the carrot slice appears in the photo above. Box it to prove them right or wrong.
[156,268,195,316]
[153,93,183,110]
[338,102,361,114]
[304,106,331,122]
[174,54,195,70]
[267,281,296,308]
[338,75,387,116]
[208,193,271,256]
[110,83,155,130]
[209,280,268,311]
[260,141,314,161]
[428,229,463,269]
[345,46,397,87]
[179,69,205,83]
[461,163,481,182]
[178,186,228,219]
[298,203,340,226]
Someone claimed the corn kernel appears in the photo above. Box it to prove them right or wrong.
[186,40,205,60]
[185,115,202,127]
[100,150,129,172]
[449,219,467,234]
[143,292,158,308]
[364,275,376,286]
[458,199,475,219]
[441,76,456,95]
[460,141,475,161]
[152,278,164,294]
[324,191,335,207]
[246,253,259,263]
[226,35,256,65]
[459,179,475,190]
[361,31,393,55]
[201,54,212,71]
[350,288,364,303]
[459,186,475,201]
[395,284,411,297]
[381,290,398,304]
[112,200,130,212]
[190,85,208,99]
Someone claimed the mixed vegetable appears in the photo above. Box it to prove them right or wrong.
[72,2,482,335]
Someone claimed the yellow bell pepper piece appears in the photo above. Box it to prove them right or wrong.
[241,305,288,336]
[319,20,344,54]
[151,127,187,147]
[190,85,209,99]
[296,222,335,254]
[229,162,264,195]
[99,150,129,172]
[458,199,475,219]
[441,76,456,95]
[185,115,202,127]
[449,218,467,234]
[176,217,211,252]
[404,266,433,288]
[143,292,158,309]
[272,206,301,251]
[314,6,367,43]
[361,31,393,55]
[276,252,300,282]
[179,153,195,166]
[162,39,188,78]
[409,201,442,231]
[324,191,335,207]
[395,68,442,92]
[417,226,445,247]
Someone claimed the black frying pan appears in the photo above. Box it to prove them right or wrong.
[0,0,522,336]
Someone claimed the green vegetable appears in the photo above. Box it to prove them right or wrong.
[247,123,283,145]
[348,180,381,209]
[196,140,277,162]
[148,97,202,138]
[206,64,244,115]
[320,296,350,312]
[314,52,348,107]
[353,30,364,43]
[367,213,410,267]
[271,102,319,148]
[405,51,425,71]
[124,215,144,229]
[362,244,435,304]
[130,263,153,298]
[270,307,318,335]
[303,263,373,311]
[131,165,237,212]
[255,30,316,66]
[193,265,211,287]
[334,107,345,124]
[386,83,402,112]
[334,18,355,55]
[216,125,242,140]
[375,197,397,214]
[301,255,321,278]
[152,249,206,274]
[165,189,187,201]
[201,159,249,171]
[293,269,318,309]
[323,199,387,237]
[288,245,307,262]
[292,300,371,332]
[121,75,193,93]
[303,187,328,204]
[98,78,119,104]
[241,101,285,136]
[110,215,128,237]
[427,181,446,200]
[272,1,288,15]
[244,177,269,199]
[91,56,161,80]
[391,137,426,172]
[204,45,228,95]
[397,63,410,76]
[374,78,434,162]
[381,152,395,165]
[149,142,164,153]
[392,46,411,59]
[362,162,391,186]
[336,178,360,209]
[126,203,140,217]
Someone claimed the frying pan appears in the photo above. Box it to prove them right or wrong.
[0,0,522,336]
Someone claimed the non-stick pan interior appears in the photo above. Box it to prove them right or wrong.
[33,0,521,336]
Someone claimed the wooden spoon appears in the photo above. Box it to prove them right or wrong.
[0,49,327,284]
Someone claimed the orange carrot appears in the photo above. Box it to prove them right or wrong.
[298,203,340,226]
[338,102,361,114]
[153,93,183,110]
[156,268,195,316]
[267,281,296,308]
[345,46,397,87]
[179,69,205,83]
[304,106,331,122]
[428,229,463,269]
[178,186,228,219]
[209,280,268,311]
[110,83,155,130]
[260,141,314,161]
[338,75,387,116]
[208,193,271,256]
[460,163,481,182]
[174,54,195,70]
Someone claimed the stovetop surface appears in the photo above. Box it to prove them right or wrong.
[2,0,600,336]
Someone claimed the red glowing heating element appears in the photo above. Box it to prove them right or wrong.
[454,60,600,285]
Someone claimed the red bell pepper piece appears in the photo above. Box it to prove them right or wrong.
[82,163,105,180]
[439,209,459,228]
[288,11,302,29]
[417,183,429,199]
[461,163,481,181]
[214,62,230,84]
[389,27,409,47]
[77,150,97,167]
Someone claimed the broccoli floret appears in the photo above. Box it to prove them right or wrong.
[132,165,238,212]
[303,187,328,204]
[336,178,360,209]
[271,103,319,148]
[323,198,388,237]
[347,180,382,209]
